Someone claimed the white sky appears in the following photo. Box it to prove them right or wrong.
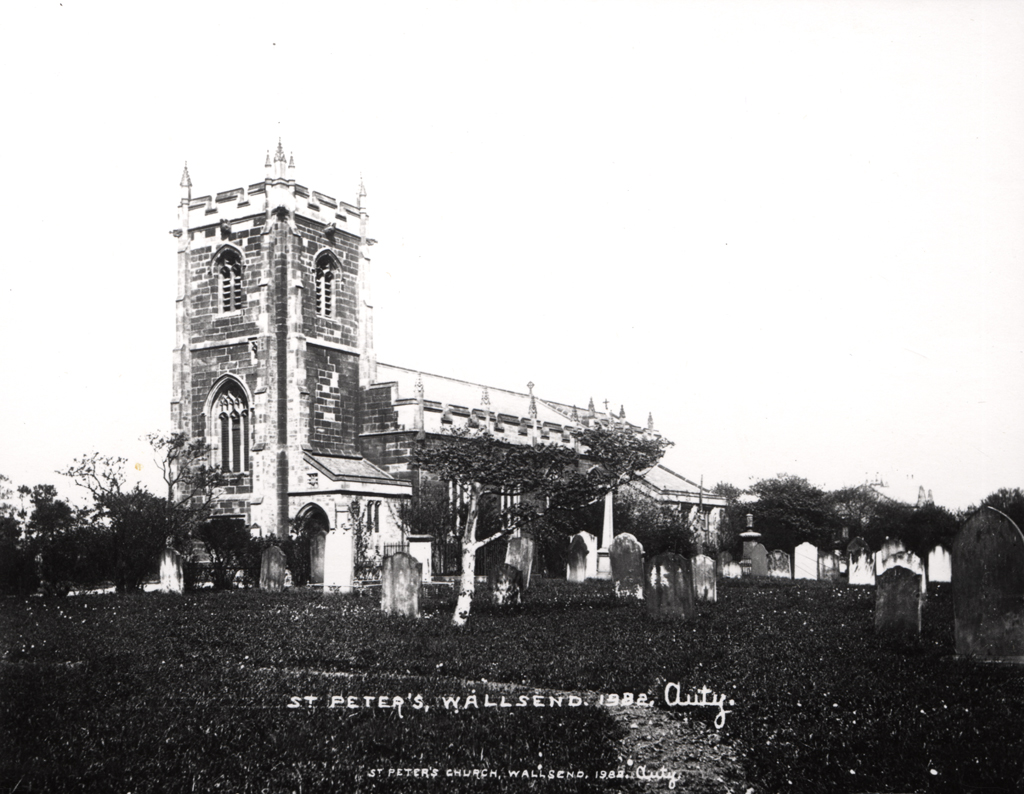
[1,0,1021,511]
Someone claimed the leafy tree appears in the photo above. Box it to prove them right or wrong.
[62,434,224,593]
[977,488,1024,531]
[413,425,670,626]
[197,516,252,589]
[749,474,840,552]
[712,481,748,556]
[613,488,694,558]
[19,485,101,595]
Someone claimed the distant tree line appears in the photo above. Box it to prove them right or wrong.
[712,475,1024,558]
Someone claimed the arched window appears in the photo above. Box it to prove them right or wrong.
[315,255,336,317]
[218,249,244,313]
[213,381,250,473]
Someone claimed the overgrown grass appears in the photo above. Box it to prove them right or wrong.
[2,578,1022,792]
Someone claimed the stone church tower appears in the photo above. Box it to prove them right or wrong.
[171,143,408,541]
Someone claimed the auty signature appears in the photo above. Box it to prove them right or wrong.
[663,683,734,729]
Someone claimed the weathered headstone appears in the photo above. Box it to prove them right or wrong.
[768,549,791,579]
[567,534,588,583]
[818,549,840,582]
[609,533,645,599]
[505,535,535,589]
[722,561,743,579]
[644,553,696,620]
[876,537,906,575]
[749,543,769,577]
[952,507,1024,661]
[890,550,927,595]
[381,552,422,618]
[794,542,818,580]
[847,538,875,586]
[716,550,733,576]
[323,527,354,593]
[259,546,286,592]
[489,563,523,607]
[158,547,184,594]
[578,531,598,579]
[875,565,922,639]
[309,530,326,585]
[692,554,716,602]
[927,545,952,584]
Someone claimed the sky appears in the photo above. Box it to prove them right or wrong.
[1,0,1021,512]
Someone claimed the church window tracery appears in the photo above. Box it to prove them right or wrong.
[218,248,244,313]
[315,255,336,317]
[213,381,250,473]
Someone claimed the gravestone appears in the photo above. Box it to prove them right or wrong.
[928,545,952,584]
[644,553,696,620]
[567,535,588,583]
[847,538,875,586]
[692,554,716,602]
[875,565,922,639]
[158,548,184,594]
[381,552,421,618]
[609,533,645,599]
[716,550,733,575]
[505,535,535,589]
[259,546,287,592]
[323,527,354,593]
[768,550,791,579]
[749,543,769,577]
[818,549,840,582]
[309,531,326,586]
[794,542,818,580]
[489,563,523,607]
[890,550,927,595]
[578,531,598,579]
[722,561,743,579]
[876,537,906,575]
[952,507,1024,661]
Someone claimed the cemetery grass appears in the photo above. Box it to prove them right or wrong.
[2,581,1023,794]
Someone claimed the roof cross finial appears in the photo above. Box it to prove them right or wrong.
[274,138,286,162]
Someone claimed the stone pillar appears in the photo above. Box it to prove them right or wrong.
[596,490,614,579]
[407,534,434,583]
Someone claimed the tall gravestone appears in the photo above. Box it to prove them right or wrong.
[928,545,952,584]
[309,531,326,586]
[609,533,644,599]
[794,542,818,580]
[692,554,716,602]
[952,507,1024,661]
[716,550,733,576]
[158,548,184,594]
[259,546,287,592]
[323,527,354,593]
[749,543,769,577]
[505,535,535,589]
[381,552,421,618]
[567,535,588,583]
[818,549,840,582]
[847,538,875,586]
[578,531,598,579]
[645,553,696,620]
[490,563,523,607]
[875,565,922,639]
[768,550,791,579]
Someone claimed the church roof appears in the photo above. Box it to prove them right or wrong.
[305,452,399,484]
[375,363,629,429]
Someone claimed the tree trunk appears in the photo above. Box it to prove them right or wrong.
[452,483,482,627]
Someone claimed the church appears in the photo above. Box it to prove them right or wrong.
[170,143,724,583]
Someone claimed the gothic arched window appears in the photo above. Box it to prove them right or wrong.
[213,381,250,473]
[315,255,336,317]
[218,249,244,313]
